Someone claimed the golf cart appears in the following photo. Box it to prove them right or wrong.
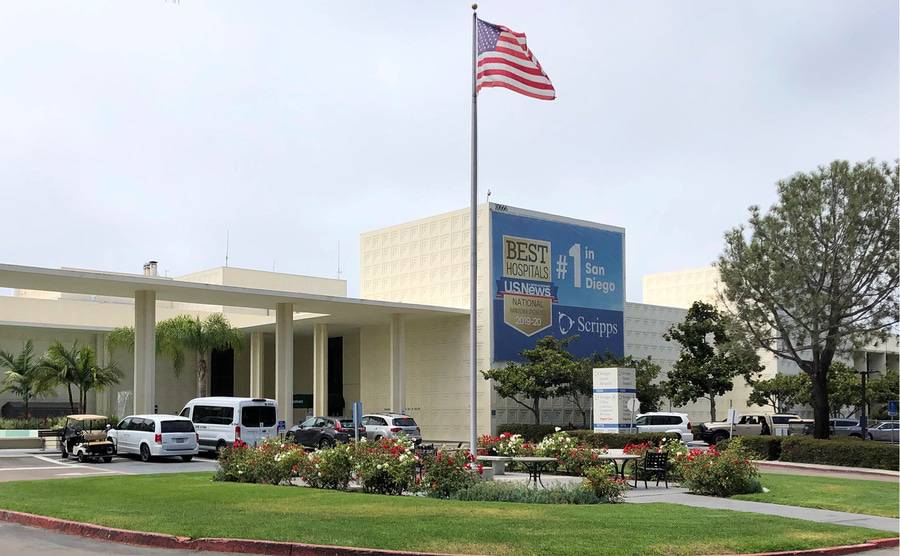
[60,414,116,463]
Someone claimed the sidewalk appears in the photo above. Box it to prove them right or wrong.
[626,489,900,533]
[754,460,900,482]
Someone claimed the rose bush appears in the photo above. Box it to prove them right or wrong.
[679,444,761,496]
[582,464,627,503]
[353,436,419,495]
[420,449,483,498]
[302,442,354,490]
[215,438,306,485]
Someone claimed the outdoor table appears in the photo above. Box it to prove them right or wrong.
[476,455,513,475]
[511,456,556,487]
[596,454,641,481]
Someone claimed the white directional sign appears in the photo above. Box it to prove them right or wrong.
[592,367,637,434]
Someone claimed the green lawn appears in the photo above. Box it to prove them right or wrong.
[733,473,900,518]
[0,473,892,556]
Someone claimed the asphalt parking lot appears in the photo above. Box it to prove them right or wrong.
[0,449,218,482]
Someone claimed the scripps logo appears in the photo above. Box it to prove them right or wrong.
[558,312,575,335]
[557,311,618,338]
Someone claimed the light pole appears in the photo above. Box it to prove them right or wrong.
[859,354,874,441]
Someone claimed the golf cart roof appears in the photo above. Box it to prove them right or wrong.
[66,414,108,421]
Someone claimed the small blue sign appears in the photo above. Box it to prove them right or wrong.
[888,400,898,417]
[277,420,286,433]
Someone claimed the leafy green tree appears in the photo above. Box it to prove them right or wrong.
[664,301,762,421]
[0,340,54,419]
[747,373,805,414]
[719,160,899,438]
[554,355,593,428]
[868,369,899,418]
[109,314,243,398]
[482,336,576,424]
[45,341,121,414]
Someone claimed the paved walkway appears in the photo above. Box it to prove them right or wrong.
[492,471,899,533]
[754,460,900,482]
[626,489,899,533]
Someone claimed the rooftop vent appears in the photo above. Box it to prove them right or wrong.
[143,261,158,277]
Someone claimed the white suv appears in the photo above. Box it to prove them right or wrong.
[107,414,199,462]
[634,412,694,442]
[362,413,422,443]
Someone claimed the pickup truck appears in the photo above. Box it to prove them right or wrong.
[698,413,807,444]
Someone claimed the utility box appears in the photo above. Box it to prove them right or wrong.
[592,367,637,434]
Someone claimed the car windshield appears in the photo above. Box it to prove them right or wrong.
[242,406,276,427]
[392,417,417,427]
[71,419,106,431]
[161,420,195,433]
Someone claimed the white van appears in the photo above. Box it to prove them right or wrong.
[180,397,277,455]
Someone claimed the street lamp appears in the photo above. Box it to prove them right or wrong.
[859,353,875,441]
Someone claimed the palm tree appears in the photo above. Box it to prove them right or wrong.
[45,341,121,413]
[109,314,243,398]
[0,340,54,419]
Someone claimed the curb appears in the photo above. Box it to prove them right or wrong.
[709,537,900,556]
[0,509,471,556]
[0,508,895,556]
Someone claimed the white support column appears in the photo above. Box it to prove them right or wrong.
[390,314,405,413]
[134,291,156,415]
[250,331,265,399]
[94,333,109,415]
[275,303,294,427]
[313,324,328,416]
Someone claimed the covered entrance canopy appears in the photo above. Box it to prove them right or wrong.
[0,263,467,424]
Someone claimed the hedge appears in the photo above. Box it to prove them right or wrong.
[717,436,783,461]
[496,424,678,449]
[779,436,899,471]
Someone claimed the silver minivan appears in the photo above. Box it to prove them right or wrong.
[180,397,277,455]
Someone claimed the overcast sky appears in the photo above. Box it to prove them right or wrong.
[1,1,897,301]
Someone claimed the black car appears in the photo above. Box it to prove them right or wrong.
[288,416,356,449]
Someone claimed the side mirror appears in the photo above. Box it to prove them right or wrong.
[106,424,113,431]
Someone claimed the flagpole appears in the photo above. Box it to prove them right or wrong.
[469,3,479,456]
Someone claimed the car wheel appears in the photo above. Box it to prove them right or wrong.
[60,446,68,459]
[139,444,152,462]
[868,433,874,441]
[181,455,193,462]
[103,456,113,463]
[319,437,336,449]
[712,431,729,444]
[374,435,383,442]
[77,452,86,464]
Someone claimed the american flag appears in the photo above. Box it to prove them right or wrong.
[476,18,555,101]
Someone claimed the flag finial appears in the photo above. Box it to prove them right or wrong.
[471,4,477,10]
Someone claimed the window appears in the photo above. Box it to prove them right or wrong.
[392,417,417,427]
[634,416,650,426]
[192,405,235,425]
[161,420,195,433]
[665,416,683,425]
[772,416,792,424]
[364,416,386,426]
[300,417,317,428]
[241,406,276,428]
[179,408,190,418]
[117,418,131,430]
[314,418,328,428]
[339,419,355,429]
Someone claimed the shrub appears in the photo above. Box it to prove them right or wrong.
[569,430,680,449]
[303,443,354,490]
[582,464,627,503]
[353,437,418,495]
[718,436,782,461]
[557,445,609,476]
[536,430,579,459]
[497,423,564,443]
[680,444,761,497]
[215,438,306,485]
[0,416,68,430]
[420,450,482,498]
[496,425,679,448]
[477,432,534,457]
[779,436,899,471]
[452,481,600,504]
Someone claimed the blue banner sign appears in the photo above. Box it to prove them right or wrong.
[490,205,625,362]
